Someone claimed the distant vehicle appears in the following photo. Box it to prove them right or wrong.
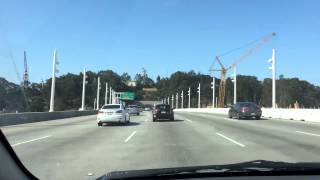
[138,106,144,112]
[228,102,262,120]
[153,104,174,121]
[127,105,140,115]
[97,104,130,126]
[144,107,151,111]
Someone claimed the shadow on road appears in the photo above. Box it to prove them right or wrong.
[237,117,269,121]
[101,122,140,127]
[153,119,184,122]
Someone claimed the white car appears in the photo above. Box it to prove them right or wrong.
[97,104,130,126]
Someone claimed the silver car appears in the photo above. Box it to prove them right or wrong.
[127,105,140,115]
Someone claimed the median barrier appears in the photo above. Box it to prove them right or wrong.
[0,110,97,126]
[174,108,320,123]
[261,108,320,123]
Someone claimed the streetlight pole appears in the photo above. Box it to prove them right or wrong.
[113,90,117,104]
[49,50,58,112]
[211,77,215,108]
[197,83,201,108]
[188,87,191,108]
[268,48,276,108]
[232,66,237,104]
[181,90,184,109]
[176,93,179,109]
[105,82,108,105]
[172,94,174,108]
[80,68,87,111]
[109,86,112,104]
[96,76,100,110]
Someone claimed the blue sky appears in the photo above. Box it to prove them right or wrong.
[1,0,320,85]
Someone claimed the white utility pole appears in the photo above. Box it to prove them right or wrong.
[80,68,87,111]
[188,87,191,108]
[176,93,179,109]
[211,77,215,108]
[94,98,96,110]
[197,83,201,108]
[172,94,174,107]
[105,82,108,105]
[113,91,117,104]
[268,48,276,108]
[49,50,58,112]
[215,97,218,108]
[96,76,100,110]
[168,97,170,105]
[232,66,237,104]
[181,90,184,109]
[109,86,112,104]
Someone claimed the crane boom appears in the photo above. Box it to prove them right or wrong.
[212,32,276,108]
[226,32,276,70]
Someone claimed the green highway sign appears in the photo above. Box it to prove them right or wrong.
[120,92,135,100]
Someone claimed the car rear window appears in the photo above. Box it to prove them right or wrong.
[240,103,256,108]
[156,105,170,110]
[128,105,137,108]
[102,105,120,109]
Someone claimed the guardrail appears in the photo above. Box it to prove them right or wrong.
[174,108,320,123]
[0,110,97,126]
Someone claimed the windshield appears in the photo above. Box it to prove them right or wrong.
[1,0,320,180]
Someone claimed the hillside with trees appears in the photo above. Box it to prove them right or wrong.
[1,70,320,113]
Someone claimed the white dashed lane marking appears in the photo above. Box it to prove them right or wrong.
[125,131,137,143]
[216,132,246,147]
[295,131,320,137]
[11,135,51,147]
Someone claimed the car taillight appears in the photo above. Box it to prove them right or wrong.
[116,110,122,113]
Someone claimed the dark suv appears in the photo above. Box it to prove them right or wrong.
[153,104,174,121]
[228,102,262,120]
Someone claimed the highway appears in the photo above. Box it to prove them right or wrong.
[2,111,320,179]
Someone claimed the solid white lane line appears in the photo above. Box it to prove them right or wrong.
[216,133,246,147]
[296,131,320,137]
[11,135,51,147]
[125,131,137,143]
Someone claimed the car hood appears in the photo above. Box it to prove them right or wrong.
[97,160,320,180]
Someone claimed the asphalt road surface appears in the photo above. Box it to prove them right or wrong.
[2,111,320,179]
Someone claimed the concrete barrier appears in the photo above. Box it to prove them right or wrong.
[174,108,320,123]
[0,110,97,126]
[261,108,320,122]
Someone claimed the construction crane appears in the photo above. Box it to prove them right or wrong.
[210,32,276,108]
[22,51,29,88]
